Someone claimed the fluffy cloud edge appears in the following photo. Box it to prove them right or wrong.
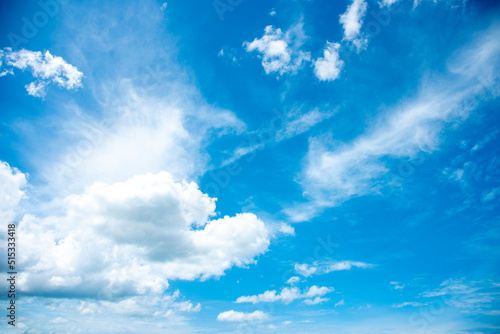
[0,48,83,97]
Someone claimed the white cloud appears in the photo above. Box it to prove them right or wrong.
[223,106,334,166]
[0,161,28,214]
[286,276,301,285]
[303,296,329,305]
[379,0,401,7]
[279,223,295,236]
[217,46,240,64]
[17,171,270,298]
[334,299,345,307]
[295,261,373,277]
[303,285,333,298]
[19,291,202,333]
[0,48,83,97]
[294,263,318,277]
[101,290,201,316]
[244,22,310,75]
[217,310,269,322]
[288,25,500,222]
[276,107,336,141]
[390,281,405,290]
[0,160,28,253]
[483,187,500,202]
[421,279,500,315]
[41,79,244,197]
[313,42,344,81]
[236,285,333,304]
[471,129,498,152]
[449,169,464,182]
[160,2,167,11]
[392,301,428,308]
[339,0,368,50]
[269,9,277,16]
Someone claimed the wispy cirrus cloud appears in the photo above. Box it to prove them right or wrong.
[419,279,500,315]
[286,24,500,222]
[295,261,373,277]
[392,301,427,308]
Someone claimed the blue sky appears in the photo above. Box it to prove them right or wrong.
[0,0,499,333]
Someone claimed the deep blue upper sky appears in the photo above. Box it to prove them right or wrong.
[0,0,499,333]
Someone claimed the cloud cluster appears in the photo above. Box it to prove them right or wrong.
[17,171,270,298]
[236,285,333,305]
[244,23,310,75]
[242,2,361,81]
[0,48,83,97]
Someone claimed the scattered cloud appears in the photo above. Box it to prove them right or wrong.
[287,25,500,221]
[0,48,83,97]
[313,42,344,81]
[236,285,333,304]
[160,2,167,11]
[218,46,241,65]
[216,310,269,322]
[421,279,500,315]
[334,299,345,307]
